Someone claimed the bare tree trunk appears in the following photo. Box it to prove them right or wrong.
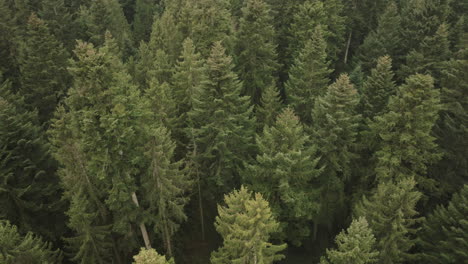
[131,192,152,249]
[163,220,173,257]
[313,221,318,241]
[344,31,352,64]
[191,128,205,241]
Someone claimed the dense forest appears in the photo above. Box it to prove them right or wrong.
[0,0,467,263]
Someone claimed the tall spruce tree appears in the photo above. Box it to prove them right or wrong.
[355,178,422,264]
[370,74,441,192]
[246,108,322,245]
[255,83,283,129]
[418,185,468,263]
[285,25,331,125]
[235,0,278,105]
[211,186,286,264]
[188,41,255,198]
[0,220,61,263]
[311,74,360,234]
[17,13,70,124]
[38,0,76,51]
[320,217,379,264]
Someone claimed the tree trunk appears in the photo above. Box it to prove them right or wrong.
[131,192,152,249]
[344,31,352,64]
[191,128,205,241]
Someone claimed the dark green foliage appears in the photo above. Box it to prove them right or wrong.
[235,0,278,105]
[39,0,76,51]
[246,108,322,245]
[419,185,468,263]
[133,0,159,43]
[0,80,64,240]
[211,186,286,264]
[285,25,331,124]
[355,178,422,264]
[17,13,70,124]
[0,1,19,83]
[320,217,379,264]
[255,83,283,129]
[360,55,396,120]
[0,220,61,264]
[188,41,255,197]
[371,74,441,192]
[311,74,360,229]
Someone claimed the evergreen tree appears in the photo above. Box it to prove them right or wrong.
[39,0,76,51]
[133,248,174,264]
[0,80,64,240]
[255,83,283,129]
[188,41,255,197]
[244,108,321,244]
[17,13,70,124]
[0,0,19,83]
[419,185,468,263]
[246,108,321,245]
[211,186,286,264]
[235,0,278,105]
[0,220,61,263]
[370,74,441,192]
[357,2,402,72]
[148,9,183,65]
[360,55,396,120]
[311,74,360,233]
[285,25,331,125]
[355,178,422,264]
[320,217,379,264]
[133,0,159,43]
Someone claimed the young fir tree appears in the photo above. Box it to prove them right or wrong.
[188,41,255,197]
[356,2,402,72]
[255,83,283,129]
[285,25,331,125]
[320,217,379,264]
[211,186,286,264]
[360,55,396,120]
[0,221,61,263]
[370,74,441,192]
[245,108,322,245]
[17,13,70,124]
[418,185,468,263]
[355,178,422,264]
[235,0,279,105]
[287,0,345,66]
[133,248,174,264]
[49,36,152,262]
[311,74,360,234]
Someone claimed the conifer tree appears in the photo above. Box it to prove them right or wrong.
[320,217,379,264]
[357,2,402,72]
[419,185,468,263]
[149,9,183,65]
[246,108,321,244]
[0,80,64,240]
[360,56,396,120]
[285,25,331,125]
[0,220,61,263]
[370,74,441,192]
[39,0,76,51]
[133,248,174,264]
[355,178,422,264]
[133,0,158,43]
[188,41,255,197]
[17,13,70,124]
[256,83,283,129]
[235,0,278,105]
[311,74,360,233]
[211,186,286,264]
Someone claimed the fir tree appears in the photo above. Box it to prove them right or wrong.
[0,220,61,263]
[311,74,360,233]
[0,80,64,240]
[320,217,379,264]
[133,0,158,43]
[149,9,183,65]
[246,108,321,244]
[133,248,174,264]
[17,13,70,124]
[370,74,441,192]
[355,178,422,264]
[235,0,278,105]
[360,55,396,120]
[255,83,283,129]
[188,41,255,197]
[285,25,331,125]
[419,185,468,263]
[38,0,76,51]
[211,186,286,264]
